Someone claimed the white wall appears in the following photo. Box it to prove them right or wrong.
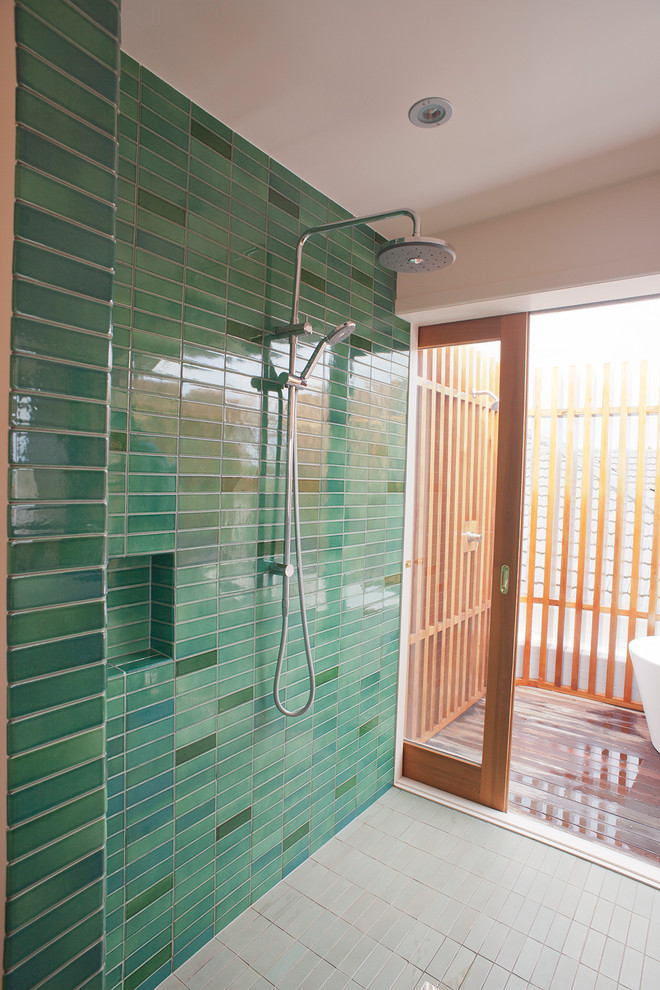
[397,172,660,324]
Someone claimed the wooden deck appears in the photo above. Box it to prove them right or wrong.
[428,685,660,865]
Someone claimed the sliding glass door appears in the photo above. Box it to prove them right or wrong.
[402,314,528,811]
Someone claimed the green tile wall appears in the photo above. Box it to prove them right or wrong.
[7,5,409,988]
[106,53,410,985]
[6,1,119,988]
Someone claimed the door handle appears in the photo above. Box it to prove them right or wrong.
[500,564,510,595]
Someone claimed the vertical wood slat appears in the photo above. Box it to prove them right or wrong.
[538,367,559,683]
[523,369,542,682]
[440,349,455,727]
[571,365,593,690]
[519,359,658,708]
[461,348,472,710]
[432,351,447,730]
[555,365,576,687]
[470,351,489,704]
[606,364,628,699]
[449,347,465,711]
[589,364,611,696]
[624,362,647,700]
[483,354,499,690]
[409,347,429,738]
[421,348,439,732]
[406,340,501,744]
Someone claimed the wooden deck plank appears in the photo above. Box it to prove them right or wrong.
[427,685,660,865]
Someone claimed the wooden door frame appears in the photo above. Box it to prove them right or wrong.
[400,314,529,811]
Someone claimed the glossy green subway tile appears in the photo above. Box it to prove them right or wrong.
[8,788,105,866]
[137,188,186,227]
[15,7,116,101]
[5,908,103,990]
[5,881,102,975]
[20,0,116,66]
[10,430,106,468]
[14,278,111,334]
[8,568,104,613]
[141,88,189,136]
[17,89,115,174]
[140,104,188,152]
[10,501,106,540]
[190,120,231,162]
[9,754,104,834]
[10,468,105,501]
[139,124,188,172]
[17,131,115,213]
[9,660,105,720]
[9,534,106,575]
[12,352,109,404]
[18,49,114,135]
[12,322,110,375]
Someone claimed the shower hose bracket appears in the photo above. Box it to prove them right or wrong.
[269,561,295,578]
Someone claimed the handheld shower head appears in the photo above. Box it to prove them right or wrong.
[325,320,356,346]
[301,321,356,382]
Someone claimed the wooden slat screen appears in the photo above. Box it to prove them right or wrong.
[406,344,499,743]
[518,360,660,708]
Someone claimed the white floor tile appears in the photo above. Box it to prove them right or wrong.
[571,961,598,989]
[530,944,559,990]
[438,945,476,990]
[626,912,649,953]
[549,953,578,990]
[619,945,645,990]
[641,954,660,990]
[598,937,624,982]
[460,953,493,990]
[511,936,543,982]
[157,789,660,990]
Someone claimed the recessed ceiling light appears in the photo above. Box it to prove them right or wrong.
[408,97,453,128]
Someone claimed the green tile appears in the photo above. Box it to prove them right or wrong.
[9,534,106,574]
[17,89,116,171]
[191,120,232,161]
[15,7,116,101]
[8,569,104,612]
[19,0,117,67]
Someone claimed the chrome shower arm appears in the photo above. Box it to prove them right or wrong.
[290,207,420,322]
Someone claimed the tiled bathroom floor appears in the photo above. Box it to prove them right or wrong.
[156,788,660,990]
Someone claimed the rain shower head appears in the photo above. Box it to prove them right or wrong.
[301,321,356,382]
[377,235,456,273]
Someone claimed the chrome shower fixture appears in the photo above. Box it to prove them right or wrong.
[287,208,455,326]
[472,389,500,411]
[271,207,455,719]
[377,236,455,273]
[300,321,356,382]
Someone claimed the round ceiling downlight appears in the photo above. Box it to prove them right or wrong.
[408,97,453,128]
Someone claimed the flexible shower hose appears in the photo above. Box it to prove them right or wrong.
[273,384,316,716]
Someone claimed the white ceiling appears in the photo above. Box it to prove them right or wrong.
[122,0,660,239]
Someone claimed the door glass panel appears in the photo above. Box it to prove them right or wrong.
[405,340,501,764]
